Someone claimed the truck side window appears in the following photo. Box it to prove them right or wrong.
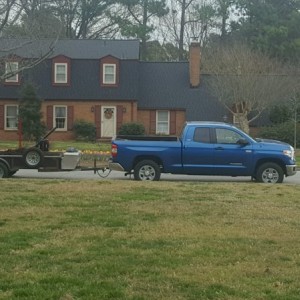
[193,127,210,143]
[216,128,243,144]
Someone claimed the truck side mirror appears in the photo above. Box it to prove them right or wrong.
[237,138,249,146]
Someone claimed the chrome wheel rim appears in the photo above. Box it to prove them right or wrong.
[261,168,279,183]
[139,165,156,180]
[26,151,41,166]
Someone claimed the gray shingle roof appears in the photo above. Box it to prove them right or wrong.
[0,39,228,122]
[138,62,227,122]
[0,39,140,60]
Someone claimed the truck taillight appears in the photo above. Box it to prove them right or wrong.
[111,144,118,157]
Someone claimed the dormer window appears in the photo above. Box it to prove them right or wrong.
[5,62,19,83]
[103,64,116,84]
[100,56,119,87]
[54,63,67,83]
[52,56,71,86]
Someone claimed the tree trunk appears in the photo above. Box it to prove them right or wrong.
[236,114,249,134]
[178,0,186,61]
[140,0,149,60]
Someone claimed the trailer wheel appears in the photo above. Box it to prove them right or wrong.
[0,162,9,178]
[23,148,44,168]
[134,160,161,181]
[256,162,284,184]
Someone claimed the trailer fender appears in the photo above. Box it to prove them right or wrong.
[0,161,9,178]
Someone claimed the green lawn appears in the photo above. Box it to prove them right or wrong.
[0,180,300,299]
[0,140,110,152]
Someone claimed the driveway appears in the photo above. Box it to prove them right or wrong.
[13,169,300,184]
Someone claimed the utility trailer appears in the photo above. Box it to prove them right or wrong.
[0,128,108,178]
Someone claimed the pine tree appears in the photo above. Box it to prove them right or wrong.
[18,84,46,142]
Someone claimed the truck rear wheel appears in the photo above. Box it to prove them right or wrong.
[0,162,9,178]
[256,162,284,184]
[23,148,44,168]
[134,160,161,181]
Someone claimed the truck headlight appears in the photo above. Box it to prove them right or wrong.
[283,147,294,159]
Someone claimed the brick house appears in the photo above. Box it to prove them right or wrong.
[0,39,227,141]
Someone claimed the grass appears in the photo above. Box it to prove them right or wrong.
[0,180,300,299]
[0,140,110,152]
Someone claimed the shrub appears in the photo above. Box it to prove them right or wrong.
[118,122,145,135]
[269,105,290,124]
[73,120,96,141]
[259,121,300,148]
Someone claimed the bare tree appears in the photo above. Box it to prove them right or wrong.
[0,39,57,82]
[204,43,298,133]
[115,0,169,60]
[0,0,58,82]
[54,0,120,39]
[0,0,22,33]
[159,0,216,60]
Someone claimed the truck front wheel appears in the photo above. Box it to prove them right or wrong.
[0,162,9,178]
[134,160,161,181]
[256,162,284,184]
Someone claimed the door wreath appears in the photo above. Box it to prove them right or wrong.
[104,108,114,119]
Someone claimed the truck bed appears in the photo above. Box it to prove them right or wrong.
[116,135,178,141]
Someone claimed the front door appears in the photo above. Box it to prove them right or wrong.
[101,106,116,137]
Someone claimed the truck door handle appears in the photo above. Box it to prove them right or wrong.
[215,147,224,150]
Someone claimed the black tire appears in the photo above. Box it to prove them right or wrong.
[0,162,9,178]
[256,162,284,184]
[23,148,44,168]
[133,160,161,181]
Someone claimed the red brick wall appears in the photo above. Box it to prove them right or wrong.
[0,100,137,141]
[137,109,186,135]
[0,100,186,141]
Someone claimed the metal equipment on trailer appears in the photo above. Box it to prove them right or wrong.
[0,128,109,178]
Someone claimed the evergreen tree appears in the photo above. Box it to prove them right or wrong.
[231,0,300,62]
[116,0,169,59]
[18,84,46,142]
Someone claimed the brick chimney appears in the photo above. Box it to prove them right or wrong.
[189,42,201,88]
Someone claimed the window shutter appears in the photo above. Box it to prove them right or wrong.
[170,111,176,135]
[95,105,101,138]
[46,105,53,130]
[67,106,74,130]
[0,105,4,130]
[117,105,123,133]
[150,110,156,134]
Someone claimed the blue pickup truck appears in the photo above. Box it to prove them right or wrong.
[109,122,297,183]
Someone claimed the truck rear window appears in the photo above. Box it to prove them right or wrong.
[193,127,211,143]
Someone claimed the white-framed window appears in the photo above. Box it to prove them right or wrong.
[156,110,170,135]
[54,106,67,130]
[54,63,68,83]
[5,62,19,82]
[103,64,116,84]
[5,105,18,130]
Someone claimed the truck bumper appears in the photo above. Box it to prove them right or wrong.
[109,162,125,172]
[286,164,297,176]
